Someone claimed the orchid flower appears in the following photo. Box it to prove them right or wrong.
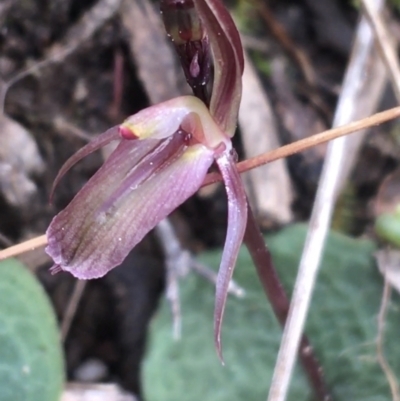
[46,0,246,360]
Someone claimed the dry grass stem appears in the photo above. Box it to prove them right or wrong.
[60,280,87,342]
[267,2,387,400]
[155,219,190,340]
[0,234,47,261]
[361,0,400,102]
[250,0,316,85]
[203,105,400,186]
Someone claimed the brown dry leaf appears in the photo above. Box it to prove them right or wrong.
[0,114,44,207]
[119,0,185,105]
[239,53,293,226]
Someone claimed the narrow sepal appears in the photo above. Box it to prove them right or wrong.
[214,149,247,361]
[194,0,244,135]
[50,126,120,202]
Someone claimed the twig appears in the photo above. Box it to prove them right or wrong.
[267,2,387,400]
[376,278,400,401]
[60,280,87,342]
[53,117,94,142]
[0,234,47,260]
[248,0,315,86]
[155,218,245,339]
[191,260,245,298]
[108,49,125,120]
[0,0,122,115]
[155,219,190,339]
[361,0,400,102]
[0,57,60,116]
[203,105,400,186]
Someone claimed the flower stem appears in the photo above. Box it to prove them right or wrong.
[243,205,331,401]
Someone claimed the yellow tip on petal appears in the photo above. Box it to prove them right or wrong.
[182,144,207,161]
[120,122,155,139]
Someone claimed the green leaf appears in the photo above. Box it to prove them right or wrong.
[375,212,400,248]
[0,259,64,401]
[144,224,400,401]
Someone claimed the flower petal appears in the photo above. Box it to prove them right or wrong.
[46,139,214,279]
[214,149,247,362]
[194,0,244,135]
[121,96,207,140]
[50,126,120,201]
[99,130,190,213]
[121,95,229,149]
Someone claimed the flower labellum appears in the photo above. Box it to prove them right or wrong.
[47,97,228,278]
[46,0,246,361]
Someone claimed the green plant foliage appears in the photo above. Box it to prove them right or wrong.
[389,0,400,11]
[0,259,64,401]
[375,210,400,248]
[252,52,272,77]
[332,184,359,234]
[233,0,261,35]
[144,224,400,401]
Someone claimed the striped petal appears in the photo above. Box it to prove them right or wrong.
[194,0,244,135]
[214,149,248,361]
[46,136,214,279]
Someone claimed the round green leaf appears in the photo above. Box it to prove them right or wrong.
[144,224,399,401]
[0,259,64,401]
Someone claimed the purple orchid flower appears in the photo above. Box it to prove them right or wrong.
[46,0,246,360]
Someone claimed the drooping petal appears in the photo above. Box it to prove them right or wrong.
[50,126,120,201]
[194,0,244,135]
[214,149,247,362]
[46,137,214,279]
